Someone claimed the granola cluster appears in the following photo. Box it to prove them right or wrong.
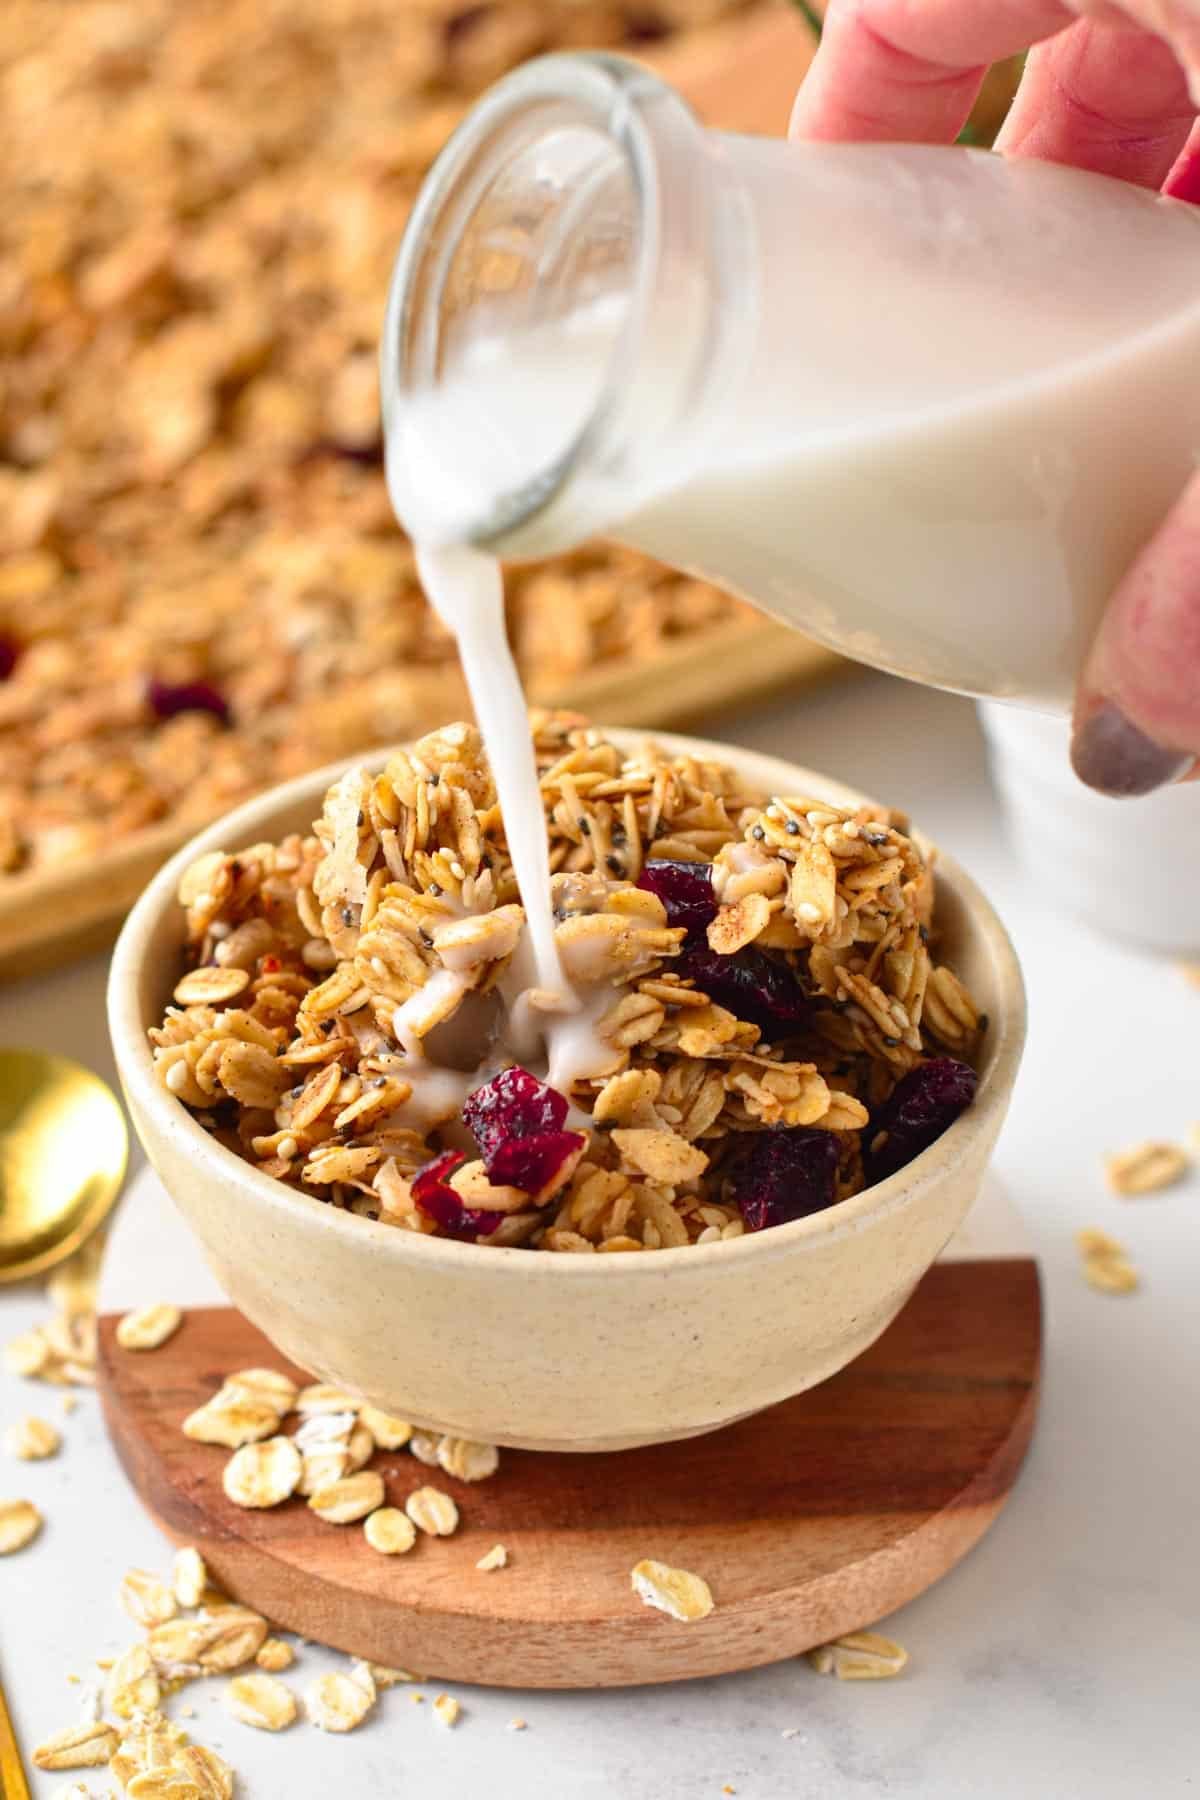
[0,0,755,879]
[150,716,983,1250]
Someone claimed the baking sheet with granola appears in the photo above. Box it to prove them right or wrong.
[0,0,844,980]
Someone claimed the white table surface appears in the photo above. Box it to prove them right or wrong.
[3,673,1199,1800]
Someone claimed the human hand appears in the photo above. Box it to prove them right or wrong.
[792,1,1200,795]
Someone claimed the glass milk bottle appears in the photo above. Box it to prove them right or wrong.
[381,52,1200,708]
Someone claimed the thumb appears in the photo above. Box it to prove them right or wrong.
[1071,469,1200,795]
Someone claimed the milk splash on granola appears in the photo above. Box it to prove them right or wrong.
[404,541,611,1096]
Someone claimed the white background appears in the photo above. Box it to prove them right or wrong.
[3,673,1198,1798]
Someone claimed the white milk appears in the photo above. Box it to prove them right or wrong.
[388,143,1200,706]
[412,542,617,1095]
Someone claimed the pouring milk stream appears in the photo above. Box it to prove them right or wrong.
[383,51,1200,1050]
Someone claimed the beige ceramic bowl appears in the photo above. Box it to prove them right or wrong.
[109,732,1025,1453]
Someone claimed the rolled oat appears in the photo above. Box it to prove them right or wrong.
[0,1496,42,1553]
[306,1671,375,1733]
[630,1559,714,1622]
[222,1437,303,1509]
[363,1507,418,1554]
[405,1485,460,1537]
[807,1630,908,1679]
[3,1415,60,1460]
[116,1305,184,1351]
[225,1671,298,1731]
[1104,1141,1189,1197]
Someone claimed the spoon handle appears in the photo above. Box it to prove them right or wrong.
[0,1667,32,1800]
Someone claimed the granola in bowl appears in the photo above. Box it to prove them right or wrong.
[148,715,983,1250]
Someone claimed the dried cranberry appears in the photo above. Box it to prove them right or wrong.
[463,1067,568,1167]
[491,1129,586,1198]
[678,944,807,1038]
[866,1057,979,1183]
[0,635,19,681]
[727,1128,840,1232]
[148,677,230,724]
[412,1150,502,1241]
[636,859,717,936]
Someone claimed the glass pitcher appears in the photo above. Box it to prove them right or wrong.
[381,52,1200,707]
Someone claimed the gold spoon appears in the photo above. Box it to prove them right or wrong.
[0,1659,31,1800]
[0,1048,127,1284]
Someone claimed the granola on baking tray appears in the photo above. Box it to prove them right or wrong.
[0,0,759,881]
[149,716,984,1248]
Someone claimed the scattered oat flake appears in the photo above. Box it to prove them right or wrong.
[4,1329,50,1377]
[223,1436,302,1508]
[307,1671,375,1733]
[508,1717,528,1731]
[436,1436,500,1483]
[630,1559,714,1622]
[104,1644,160,1720]
[61,1393,77,1416]
[121,1567,178,1627]
[1076,1227,1140,1294]
[173,1546,208,1608]
[405,1484,460,1536]
[364,1506,417,1554]
[1104,1141,1188,1196]
[433,1694,461,1728]
[807,1630,909,1679]
[0,1496,42,1553]
[3,1415,60,1459]
[364,1663,416,1688]
[408,1428,442,1466]
[116,1303,184,1351]
[226,1670,298,1731]
[475,1543,508,1571]
[309,1470,385,1524]
[220,1367,299,1413]
[183,1398,281,1448]
[296,1382,360,1415]
[256,1637,295,1672]
[358,1405,413,1449]
[781,1727,802,1739]
[32,1720,119,1770]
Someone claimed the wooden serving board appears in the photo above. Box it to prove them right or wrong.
[96,1255,1041,1689]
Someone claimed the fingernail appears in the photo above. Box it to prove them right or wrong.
[1070,700,1192,797]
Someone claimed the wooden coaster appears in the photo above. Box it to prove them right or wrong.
[97,1257,1039,1688]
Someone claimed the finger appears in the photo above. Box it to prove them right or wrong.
[1071,472,1200,795]
[1163,115,1200,198]
[996,18,1195,187]
[790,0,1074,143]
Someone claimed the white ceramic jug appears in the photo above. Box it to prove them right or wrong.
[381,52,1200,709]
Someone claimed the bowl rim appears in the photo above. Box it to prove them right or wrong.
[108,728,1026,1279]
